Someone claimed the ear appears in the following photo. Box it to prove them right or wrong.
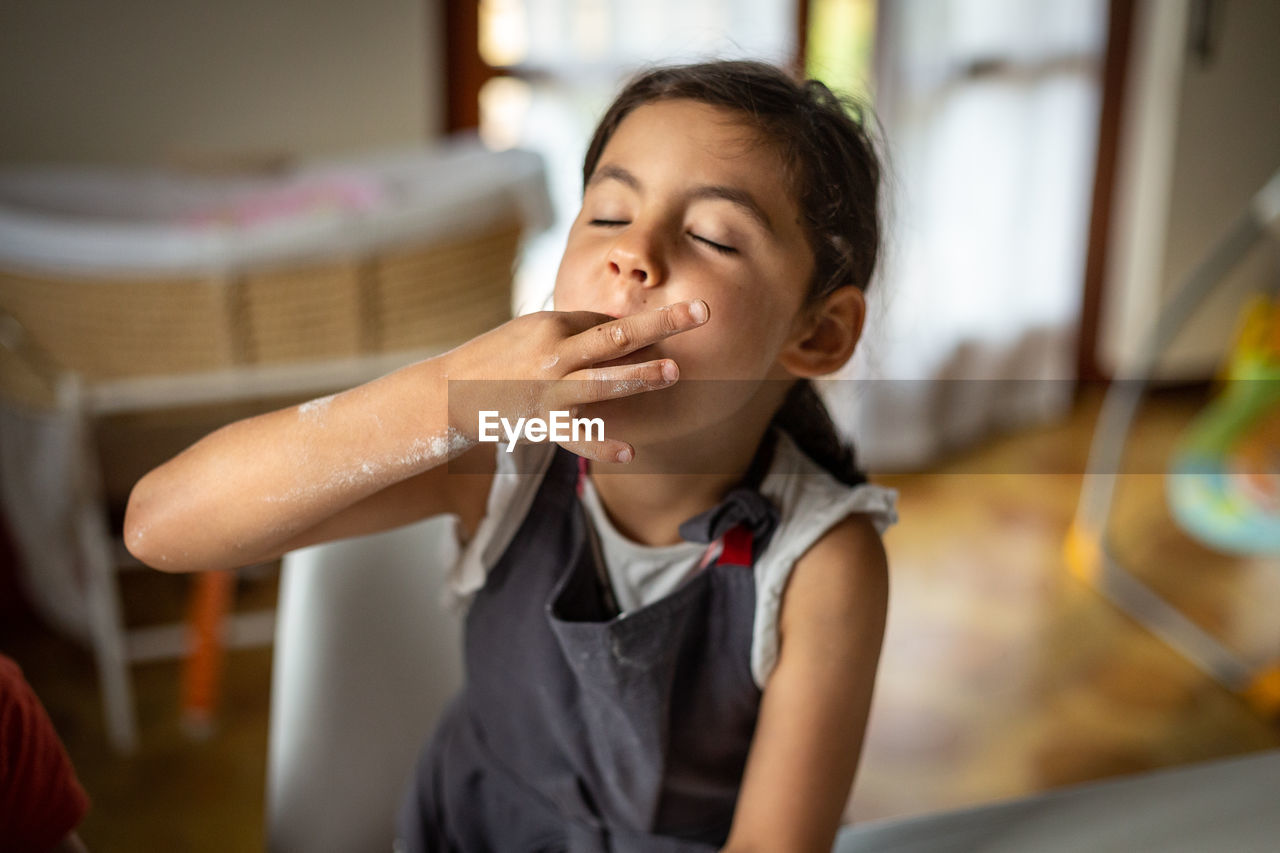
[778,286,865,378]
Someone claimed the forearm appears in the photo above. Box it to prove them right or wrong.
[123,301,708,572]
[124,353,468,572]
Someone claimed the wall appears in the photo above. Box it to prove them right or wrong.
[1099,0,1280,379]
[0,0,443,166]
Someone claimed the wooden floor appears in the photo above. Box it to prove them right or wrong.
[851,384,1280,823]
[1,384,1277,850]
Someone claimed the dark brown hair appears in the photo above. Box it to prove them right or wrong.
[583,60,883,484]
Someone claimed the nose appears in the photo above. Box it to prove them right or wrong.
[606,224,664,287]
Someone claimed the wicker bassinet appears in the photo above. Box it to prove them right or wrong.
[0,220,519,409]
[0,145,549,410]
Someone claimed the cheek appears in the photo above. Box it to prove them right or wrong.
[552,249,591,310]
[699,289,797,368]
[669,308,780,381]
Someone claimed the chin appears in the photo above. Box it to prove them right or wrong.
[582,386,689,445]
[583,380,759,457]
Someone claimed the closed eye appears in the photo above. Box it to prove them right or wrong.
[692,233,737,255]
[590,219,628,227]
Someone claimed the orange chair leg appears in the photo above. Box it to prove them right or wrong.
[180,570,234,737]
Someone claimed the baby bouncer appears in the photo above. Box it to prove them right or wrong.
[1065,167,1280,717]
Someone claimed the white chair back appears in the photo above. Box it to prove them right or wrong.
[266,516,464,853]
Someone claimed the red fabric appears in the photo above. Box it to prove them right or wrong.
[0,654,89,853]
[718,524,753,567]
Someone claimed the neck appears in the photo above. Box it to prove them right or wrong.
[587,407,777,547]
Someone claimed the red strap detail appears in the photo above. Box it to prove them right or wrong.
[576,455,589,496]
[718,524,753,567]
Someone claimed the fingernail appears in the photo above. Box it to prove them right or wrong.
[688,299,708,324]
[615,447,633,463]
[661,361,679,383]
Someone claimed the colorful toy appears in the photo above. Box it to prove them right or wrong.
[1166,294,1280,555]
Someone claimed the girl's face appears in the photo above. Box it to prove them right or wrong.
[553,99,818,446]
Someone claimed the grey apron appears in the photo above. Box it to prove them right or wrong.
[398,444,782,852]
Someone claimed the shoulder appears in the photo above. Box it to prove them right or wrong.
[747,431,897,687]
[760,431,899,545]
[779,513,889,645]
[794,512,888,586]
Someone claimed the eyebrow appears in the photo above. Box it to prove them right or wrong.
[589,164,775,234]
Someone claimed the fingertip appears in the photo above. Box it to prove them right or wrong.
[615,446,633,464]
[661,360,679,383]
[689,299,708,324]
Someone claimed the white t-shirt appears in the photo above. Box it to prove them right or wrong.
[445,431,899,688]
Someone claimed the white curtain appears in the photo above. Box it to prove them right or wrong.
[829,0,1108,471]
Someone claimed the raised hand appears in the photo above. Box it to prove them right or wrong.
[444,299,709,462]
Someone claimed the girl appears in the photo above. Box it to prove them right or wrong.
[126,61,898,852]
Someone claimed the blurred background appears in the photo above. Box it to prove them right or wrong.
[0,0,1277,850]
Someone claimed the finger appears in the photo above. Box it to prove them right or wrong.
[560,360,679,404]
[568,300,708,365]
[560,439,634,465]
